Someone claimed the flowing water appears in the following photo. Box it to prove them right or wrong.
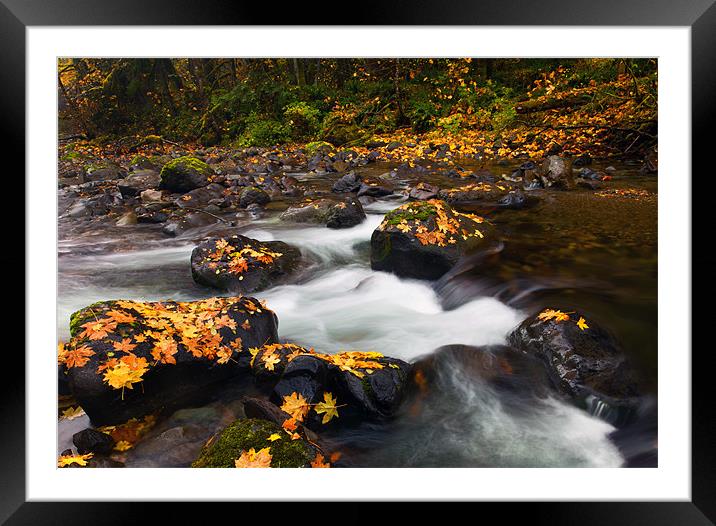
[57,161,657,467]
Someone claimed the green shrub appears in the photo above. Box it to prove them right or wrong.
[407,99,440,133]
[235,113,290,147]
[283,101,321,140]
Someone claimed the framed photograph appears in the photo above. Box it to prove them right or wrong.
[5,0,712,522]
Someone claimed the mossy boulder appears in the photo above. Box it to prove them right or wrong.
[507,309,639,402]
[191,235,301,293]
[370,199,498,280]
[159,156,214,193]
[62,297,279,426]
[192,418,314,468]
[304,141,334,156]
[279,197,366,229]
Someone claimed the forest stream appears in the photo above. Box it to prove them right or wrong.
[57,158,657,468]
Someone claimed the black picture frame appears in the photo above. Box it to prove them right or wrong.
[3,1,713,523]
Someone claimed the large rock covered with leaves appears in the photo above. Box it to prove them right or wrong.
[59,297,279,426]
[370,199,497,280]
[192,418,316,468]
[191,235,301,293]
[279,197,366,229]
[248,344,411,428]
[508,308,639,402]
[158,156,214,193]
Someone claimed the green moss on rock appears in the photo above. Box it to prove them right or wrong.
[69,300,118,338]
[160,156,212,178]
[384,202,437,225]
[192,418,314,468]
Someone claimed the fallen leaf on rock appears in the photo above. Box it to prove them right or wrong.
[280,392,310,422]
[234,447,272,468]
[314,392,340,424]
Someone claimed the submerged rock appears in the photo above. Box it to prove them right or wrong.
[192,418,315,468]
[125,404,240,467]
[540,155,575,189]
[159,156,214,193]
[238,186,271,208]
[408,182,440,201]
[507,308,639,401]
[370,199,497,280]
[437,182,512,204]
[60,296,279,426]
[191,235,300,293]
[162,211,221,237]
[279,197,366,229]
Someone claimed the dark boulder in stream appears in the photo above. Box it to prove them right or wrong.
[371,199,498,280]
[239,186,271,208]
[332,171,362,193]
[60,296,279,426]
[279,197,366,229]
[191,235,301,293]
[158,156,214,193]
[508,308,639,402]
[175,183,226,209]
[117,169,161,198]
[73,428,115,455]
[259,346,411,429]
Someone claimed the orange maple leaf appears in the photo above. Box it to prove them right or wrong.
[311,453,331,468]
[234,447,272,468]
[280,392,310,422]
[63,344,95,369]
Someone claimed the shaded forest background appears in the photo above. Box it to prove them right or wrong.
[58,58,657,159]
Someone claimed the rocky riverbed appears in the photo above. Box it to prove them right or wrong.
[57,144,657,468]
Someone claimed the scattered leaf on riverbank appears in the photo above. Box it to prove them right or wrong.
[577,317,589,331]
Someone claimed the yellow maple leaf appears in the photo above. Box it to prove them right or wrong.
[234,447,272,468]
[267,433,282,442]
[113,440,133,452]
[576,317,589,331]
[538,309,571,323]
[262,352,281,371]
[102,357,148,391]
[60,406,85,420]
[57,453,93,467]
[314,392,340,424]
